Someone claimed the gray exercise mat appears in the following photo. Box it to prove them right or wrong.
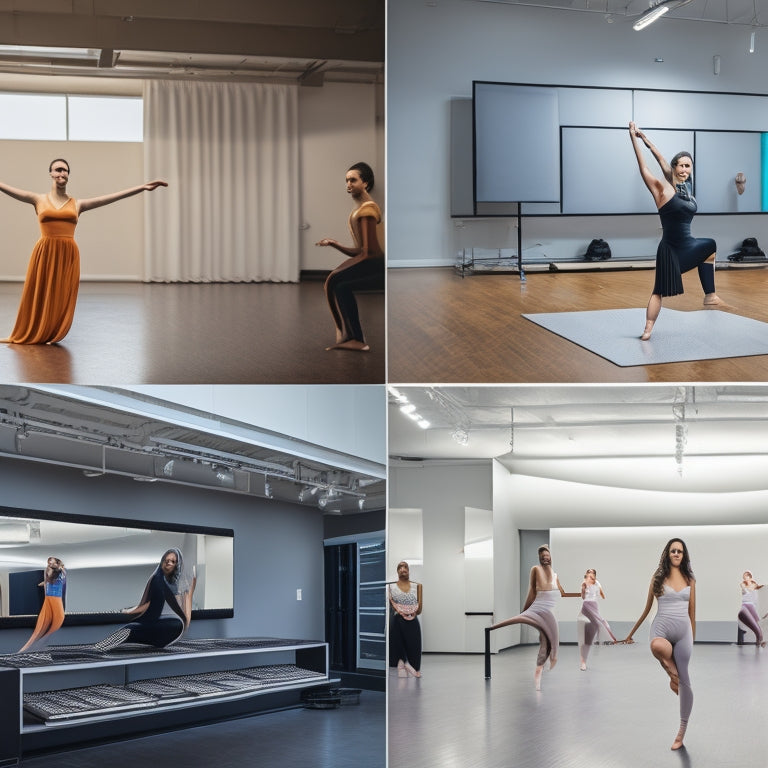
[522,308,768,366]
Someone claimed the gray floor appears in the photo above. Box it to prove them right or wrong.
[388,644,768,768]
[523,308,768,367]
[20,692,384,767]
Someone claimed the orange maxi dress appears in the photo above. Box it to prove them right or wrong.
[2,197,80,344]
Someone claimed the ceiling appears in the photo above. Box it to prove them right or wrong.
[388,384,768,492]
[471,0,768,27]
[0,1,384,83]
[0,386,385,515]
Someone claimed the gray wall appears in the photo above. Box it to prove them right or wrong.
[0,457,325,653]
[388,0,768,266]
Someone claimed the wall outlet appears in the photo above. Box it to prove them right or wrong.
[296,588,302,600]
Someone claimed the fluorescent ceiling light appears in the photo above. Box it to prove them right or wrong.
[0,45,100,59]
[633,0,693,31]
[633,3,670,30]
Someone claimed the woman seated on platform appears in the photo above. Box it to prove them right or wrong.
[96,548,196,651]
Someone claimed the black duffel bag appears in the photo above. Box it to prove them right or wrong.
[584,238,611,261]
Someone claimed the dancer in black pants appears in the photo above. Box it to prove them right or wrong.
[389,561,423,678]
[316,161,384,351]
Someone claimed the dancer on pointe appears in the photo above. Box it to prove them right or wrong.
[629,122,724,341]
[622,539,696,751]
[488,545,579,690]
[738,570,766,647]
[578,568,617,670]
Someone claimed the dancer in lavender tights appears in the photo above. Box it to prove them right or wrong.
[623,539,696,751]
[578,568,617,670]
[489,545,579,691]
[738,571,766,647]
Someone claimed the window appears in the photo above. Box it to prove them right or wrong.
[0,93,142,142]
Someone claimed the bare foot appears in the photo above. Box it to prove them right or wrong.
[659,657,679,694]
[640,320,654,341]
[580,661,587,671]
[703,294,728,308]
[325,340,370,352]
[534,666,543,691]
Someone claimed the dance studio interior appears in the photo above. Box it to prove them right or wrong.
[388,384,768,766]
[0,3,384,384]
[387,0,768,384]
[0,384,386,767]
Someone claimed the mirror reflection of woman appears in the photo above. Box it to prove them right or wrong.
[0,159,167,345]
[578,568,617,671]
[18,556,66,653]
[388,560,422,678]
[622,539,696,751]
[96,548,196,651]
[738,570,766,647]
[316,161,384,352]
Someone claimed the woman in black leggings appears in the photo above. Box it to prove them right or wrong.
[316,162,384,351]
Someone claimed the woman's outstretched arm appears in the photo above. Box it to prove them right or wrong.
[622,579,656,643]
[629,122,670,208]
[78,180,168,213]
[0,181,39,206]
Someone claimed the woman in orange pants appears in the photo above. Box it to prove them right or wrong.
[19,557,66,653]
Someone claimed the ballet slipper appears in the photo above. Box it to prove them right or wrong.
[640,320,654,341]
[580,661,587,671]
[396,660,407,678]
[534,666,543,691]
[404,662,421,678]
[671,722,687,751]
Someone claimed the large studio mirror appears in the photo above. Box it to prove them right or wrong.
[0,506,234,627]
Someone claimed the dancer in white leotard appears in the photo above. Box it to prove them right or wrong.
[738,570,766,647]
[578,568,617,670]
[623,538,696,751]
[489,545,579,691]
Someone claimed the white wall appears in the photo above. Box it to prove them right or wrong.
[124,384,387,467]
[387,0,768,266]
[389,462,493,652]
[0,74,381,280]
[299,81,384,271]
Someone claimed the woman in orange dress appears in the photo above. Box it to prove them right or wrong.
[18,556,67,653]
[0,158,167,344]
[316,161,384,351]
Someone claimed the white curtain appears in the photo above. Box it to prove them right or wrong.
[143,80,299,282]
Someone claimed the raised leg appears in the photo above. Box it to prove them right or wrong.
[650,637,679,694]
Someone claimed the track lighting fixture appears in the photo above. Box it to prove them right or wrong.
[633,0,693,31]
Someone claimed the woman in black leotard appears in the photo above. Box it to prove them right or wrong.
[629,122,724,340]
[96,548,196,651]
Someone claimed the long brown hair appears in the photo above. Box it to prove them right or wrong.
[652,538,694,596]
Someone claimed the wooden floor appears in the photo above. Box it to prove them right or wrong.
[387,266,768,383]
[0,281,384,384]
[20,691,384,767]
[388,645,768,768]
